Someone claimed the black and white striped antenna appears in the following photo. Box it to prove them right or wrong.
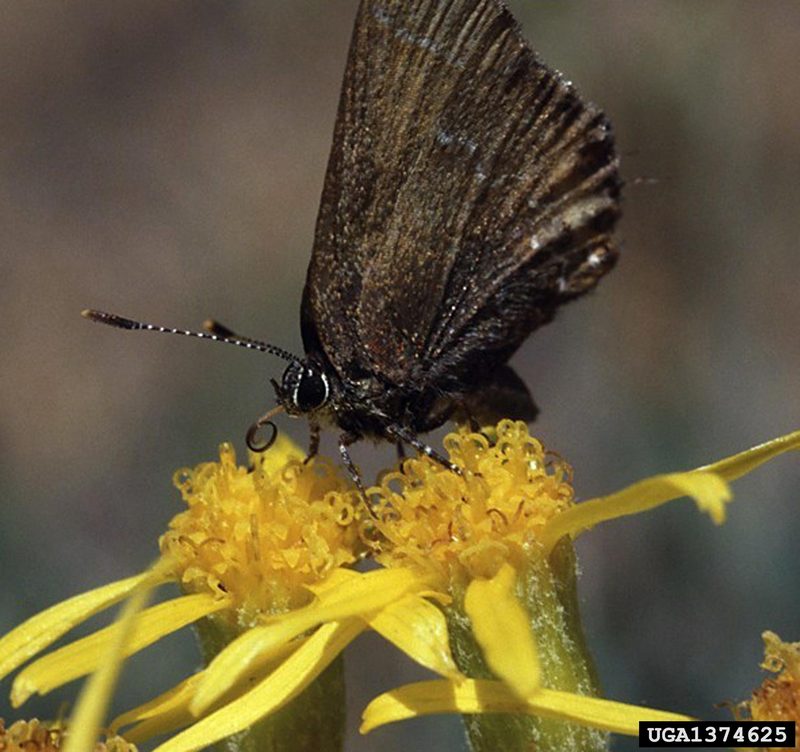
[81,309,299,363]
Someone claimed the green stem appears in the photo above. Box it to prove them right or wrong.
[446,541,607,752]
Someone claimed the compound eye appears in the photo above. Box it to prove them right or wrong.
[293,369,329,412]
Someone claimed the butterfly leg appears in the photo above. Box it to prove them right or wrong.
[385,425,462,476]
[338,432,366,495]
[304,421,321,464]
[453,402,480,432]
[396,440,406,461]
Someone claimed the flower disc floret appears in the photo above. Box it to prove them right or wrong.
[160,439,364,623]
[372,420,574,584]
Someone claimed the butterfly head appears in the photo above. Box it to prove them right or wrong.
[275,360,330,417]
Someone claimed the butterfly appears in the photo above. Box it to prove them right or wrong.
[84,0,621,492]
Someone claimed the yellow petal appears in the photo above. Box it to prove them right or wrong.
[62,580,154,752]
[12,593,227,706]
[192,567,420,713]
[0,572,156,682]
[541,471,730,555]
[360,679,693,735]
[310,571,457,678]
[112,675,202,743]
[303,567,359,595]
[463,563,539,697]
[189,626,306,714]
[120,635,305,742]
[697,429,800,482]
[189,627,273,714]
[155,619,365,752]
[304,566,423,618]
[541,429,800,554]
[367,594,461,680]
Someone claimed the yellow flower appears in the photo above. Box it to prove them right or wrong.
[0,437,452,752]
[3,421,798,751]
[736,631,800,750]
[364,420,800,748]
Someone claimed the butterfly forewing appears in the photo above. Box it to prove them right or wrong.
[303,0,620,396]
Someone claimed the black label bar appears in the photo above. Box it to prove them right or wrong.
[639,721,795,748]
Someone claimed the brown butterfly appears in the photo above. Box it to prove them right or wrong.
[84,0,621,492]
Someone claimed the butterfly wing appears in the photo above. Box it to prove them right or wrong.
[302,0,620,393]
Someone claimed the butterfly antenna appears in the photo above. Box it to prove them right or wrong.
[81,309,299,363]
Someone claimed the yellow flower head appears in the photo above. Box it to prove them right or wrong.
[0,437,375,752]
[742,631,800,729]
[0,718,136,752]
[161,438,365,623]
[372,420,573,585]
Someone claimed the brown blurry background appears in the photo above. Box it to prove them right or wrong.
[1,2,798,750]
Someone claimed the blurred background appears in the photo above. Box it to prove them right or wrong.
[1,1,798,750]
